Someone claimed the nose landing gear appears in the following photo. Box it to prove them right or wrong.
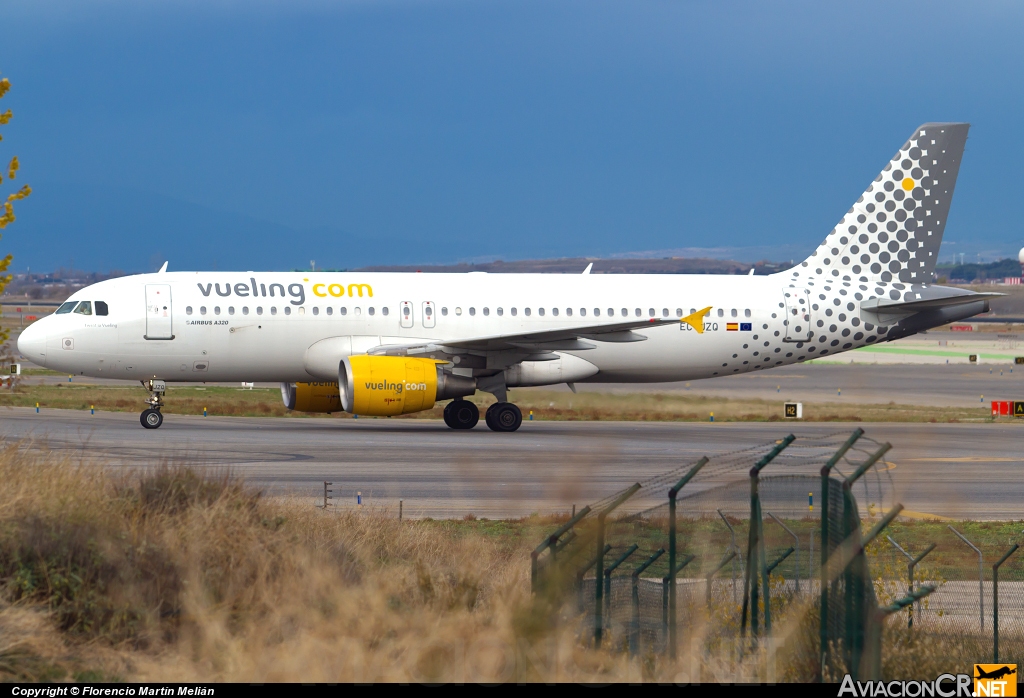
[140,379,166,429]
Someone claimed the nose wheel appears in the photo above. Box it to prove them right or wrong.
[485,402,523,432]
[140,379,166,429]
[141,408,163,429]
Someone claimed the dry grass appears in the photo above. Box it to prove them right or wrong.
[0,383,993,423]
[0,445,1012,682]
[0,445,664,682]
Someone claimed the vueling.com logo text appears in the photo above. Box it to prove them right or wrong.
[364,381,428,394]
[310,281,373,299]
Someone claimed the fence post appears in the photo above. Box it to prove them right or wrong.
[865,585,937,680]
[992,543,1019,662]
[765,545,795,631]
[768,511,800,595]
[948,525,984,632]
[840,442,891,677]
[595,483,641,647]
[767,547,795,580]
[740,435,795,640]
[908,544,936,627]
[810,529,814,585]
[663,554,695,653]
[604,544,640,635]
[846,502,903,679]
[887,538,936,629]
[578,544,612,613]
[667,457,708,660]
[707,551,738,613]
[820,428,864,680]
[630,548,665,655]
[718,509,740,603]
[531,504,592,593]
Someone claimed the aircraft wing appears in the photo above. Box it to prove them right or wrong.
[367,307,711,357]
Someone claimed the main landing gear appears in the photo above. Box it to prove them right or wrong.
[443,399,523,432]
[485,402,523,432]
[443,399,479,430]
[140,379,166,429]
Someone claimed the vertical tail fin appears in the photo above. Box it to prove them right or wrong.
[788,123,969,286]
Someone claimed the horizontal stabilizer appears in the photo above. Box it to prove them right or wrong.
[861,286,1001,324]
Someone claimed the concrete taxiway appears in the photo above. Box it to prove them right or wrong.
[1,407,1021,520]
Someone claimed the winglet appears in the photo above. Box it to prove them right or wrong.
[582,263,593,275]
[157,261,168,273]
[680,306,712,334]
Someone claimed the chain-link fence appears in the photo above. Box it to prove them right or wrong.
[531,428,1023,681]
[870,525,1024,675]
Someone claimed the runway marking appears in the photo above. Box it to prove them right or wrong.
[899,510,954,521]
[903,457,1021,463]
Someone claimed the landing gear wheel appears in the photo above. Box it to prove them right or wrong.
[444,400,479,430]
[141,408,163,429]
[486,402,522,432]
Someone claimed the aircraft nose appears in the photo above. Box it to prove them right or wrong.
[17,322,47,367]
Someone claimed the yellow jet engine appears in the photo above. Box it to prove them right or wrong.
[280,381,343,413]
[339,355,475,416]
[282,356,477,416]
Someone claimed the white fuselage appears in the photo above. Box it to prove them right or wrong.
[16,269,916,385]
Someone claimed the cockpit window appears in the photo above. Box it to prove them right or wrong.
[95,301,109,316]
[56,301,78,314]
[73,301,93,316]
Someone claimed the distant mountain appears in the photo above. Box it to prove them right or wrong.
[936,258,1022,282]
[355,257,786,275]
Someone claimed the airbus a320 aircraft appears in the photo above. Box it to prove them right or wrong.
[17,123,997,432]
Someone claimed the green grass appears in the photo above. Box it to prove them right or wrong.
[851,345,1021,360]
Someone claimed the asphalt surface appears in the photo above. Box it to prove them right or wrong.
[587,362,1024,408]
[1,407,1021,519]
[15,361,1024,409]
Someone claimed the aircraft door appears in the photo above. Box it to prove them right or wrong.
[422,301,435,328]
[783,287,812,342]
[400,301,414,329]
[145,284,174,340]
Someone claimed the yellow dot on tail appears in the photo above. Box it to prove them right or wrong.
[901,177,914,191]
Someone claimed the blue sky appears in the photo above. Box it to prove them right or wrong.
[2,0,1023,272]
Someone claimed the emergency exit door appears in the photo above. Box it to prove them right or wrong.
[145,284,174,339]
[783,287,812,342]
[400,301,414,328]
[422,301,435,328]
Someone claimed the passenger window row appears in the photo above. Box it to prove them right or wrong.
[184,306,387,317]
[438,307,702,318]
[179,304,755,320]
[55,300,108,316]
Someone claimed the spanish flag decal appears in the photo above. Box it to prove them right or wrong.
[726,323,739,331]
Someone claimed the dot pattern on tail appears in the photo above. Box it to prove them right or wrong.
[792,123,969,291]
[718,123,971,375]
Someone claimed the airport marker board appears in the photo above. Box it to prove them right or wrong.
[991,400,1024,417]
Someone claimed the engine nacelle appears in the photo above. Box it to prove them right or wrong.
[280,381,343,413]
[339,355,476,416]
